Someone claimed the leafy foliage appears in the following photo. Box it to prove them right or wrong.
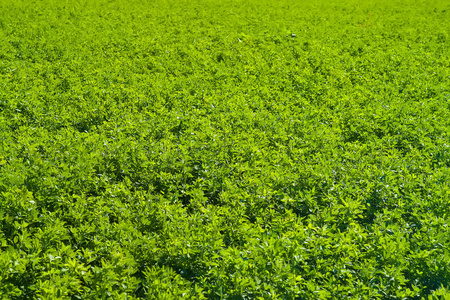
[1,0,450,298]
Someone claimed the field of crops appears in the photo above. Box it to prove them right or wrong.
[1,0,449,298]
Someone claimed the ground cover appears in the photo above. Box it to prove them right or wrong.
[0,0,449,298]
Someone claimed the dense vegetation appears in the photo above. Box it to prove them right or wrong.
[1,0,449,298]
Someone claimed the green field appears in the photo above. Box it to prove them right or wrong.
[1,0,449,298]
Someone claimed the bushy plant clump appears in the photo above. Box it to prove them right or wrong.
[0,0,449,298]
